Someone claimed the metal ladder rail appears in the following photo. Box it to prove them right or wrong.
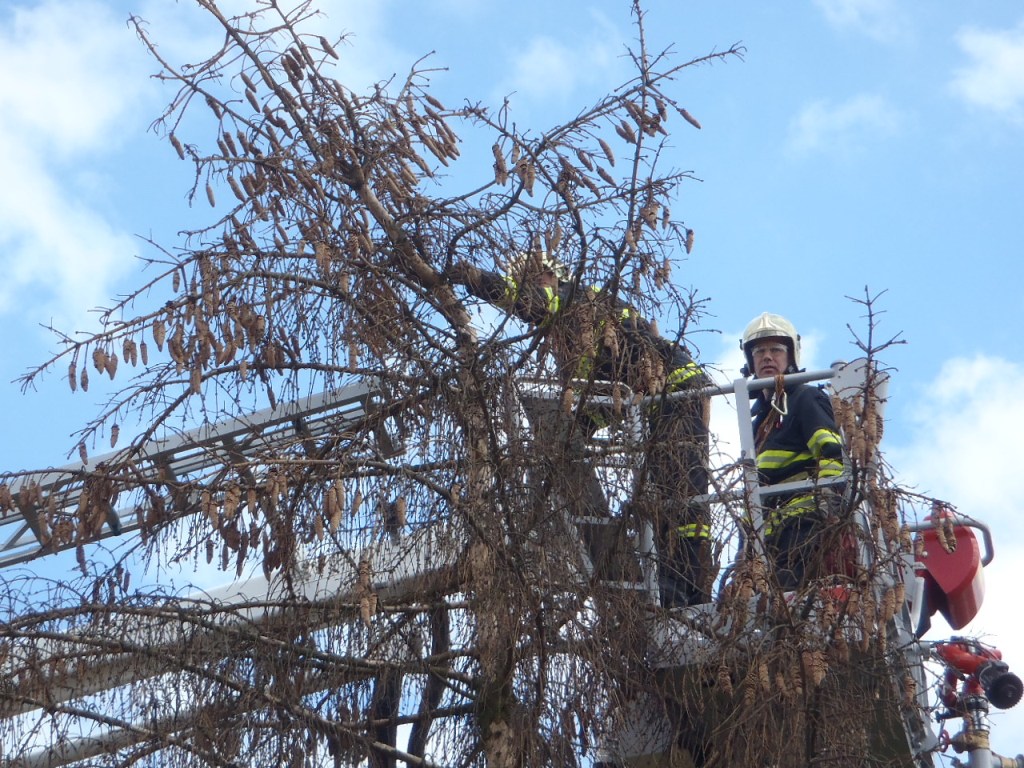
[518,364,871,609]
[643,359,909,650]
[659,364,852,551]
[512,378,659,601]
[578,385,659,600]
[0,382,382,569]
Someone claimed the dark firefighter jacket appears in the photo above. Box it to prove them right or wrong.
[457,267,706,394]
[752,382,845,533]
[455,265,714,602]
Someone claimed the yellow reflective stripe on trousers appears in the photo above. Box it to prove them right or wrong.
[764,494,816,535]
[544,286,561,314]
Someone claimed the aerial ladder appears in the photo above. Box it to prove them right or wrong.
[0,382,396,569]
[0,381,454,766]
[0,364,1020,767]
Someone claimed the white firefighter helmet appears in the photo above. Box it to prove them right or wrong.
[505,250,569,282]
[741,312,801,373]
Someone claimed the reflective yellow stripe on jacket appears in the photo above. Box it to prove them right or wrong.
[666,362,703,391]
[761,426,844,533]
[677,522,711,540]
[757,427,843,477]
[502,277,560,318]
[757,449,814,474]
[810,427,844,477]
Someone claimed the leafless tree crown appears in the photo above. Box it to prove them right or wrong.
[0,2,945,767]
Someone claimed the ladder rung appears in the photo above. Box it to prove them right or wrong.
[597,580,649,591]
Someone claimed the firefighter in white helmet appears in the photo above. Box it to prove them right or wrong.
[448,249,713,608]
[741,312,845,591]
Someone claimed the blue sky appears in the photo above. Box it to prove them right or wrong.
[2,0,1023,760]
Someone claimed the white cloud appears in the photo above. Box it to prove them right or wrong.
[0,149,137,321]
[812,0,908,43]
[786,93,901,156]
[950,21,1024,121]
[0,0,159,325]
[0,0,396,329]
[503,36,581,102]
[0,0,478,333]
[494,13,624,108]
[887,354,1024,538]
[0,4,144,156]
